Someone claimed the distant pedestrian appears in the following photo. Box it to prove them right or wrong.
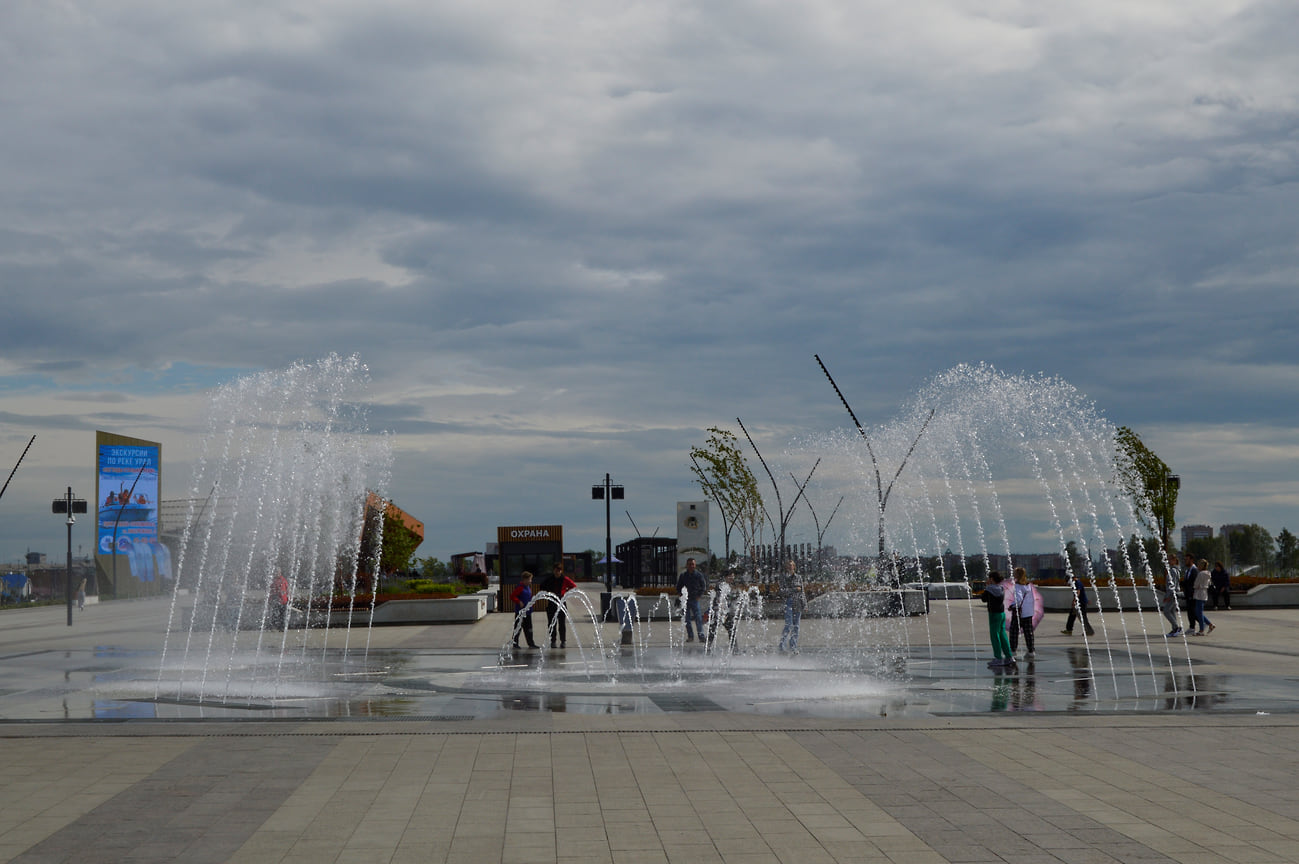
[510,572,539,649]
[1061,575,1094,636]
[1159,557,1182,637]
[541,562,577,648]
[1008,567,1036,660]
[981,571,1014,668]
[1193,558,1215,635]
[269,569,289,630]
[76,579,86,612]
[776,560,806,654]
[707,572,741,651]
[1181,554,1198,627]
[1210,561,1231,610]
[675,558,707,642]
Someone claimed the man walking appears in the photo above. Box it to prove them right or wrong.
[675,557,707,642]
[777,560,806,653]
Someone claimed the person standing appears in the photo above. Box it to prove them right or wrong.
[76,579,86,612]
[1061,575,1094,636]
[1008,567,1036,660]
[1210,561,1231,610]
[777,560,806,653]
[1181,554,1198,628]
[981,571,1015,668]
[675,558,707,642]
[541,562,577,648]
[1193,558,1215,635]
[510,572,539,649]
[704,572,735,651]
[269,569,290,630]
[1160,557,1183,637]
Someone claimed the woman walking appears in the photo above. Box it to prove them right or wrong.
[1192,558,1215,635]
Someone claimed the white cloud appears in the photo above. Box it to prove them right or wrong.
[2,0,1297,563]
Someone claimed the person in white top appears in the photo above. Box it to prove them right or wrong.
[1009,567,1036,660]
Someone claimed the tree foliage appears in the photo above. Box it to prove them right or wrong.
[1277,528,1299,574]
[1186,535,1228,567]
[413,555,450,581]
[689,426,763,561]
[377,510,423,576]
[1224,524,1274,569]
[1115,426,1177,546]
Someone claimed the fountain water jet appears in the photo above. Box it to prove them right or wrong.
[156,354,393,706]
[476,362,1198,713]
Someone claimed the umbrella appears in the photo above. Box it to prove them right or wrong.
[597,555,622,564]
[1005,582,1045,629]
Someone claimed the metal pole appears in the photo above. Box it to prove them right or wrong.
[604,474,613,594]
[0,435,35,502]
[65,487,74,627]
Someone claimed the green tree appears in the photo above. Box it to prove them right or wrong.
[1187,535,1228,568]
[1276,528,1299,574]
[689,426,763,561]
[1124,534,1167,578]
[413,556,450,581]
[1064,540,1088,578]
[377,509,423,576]
[1115,426,1178,549]
[1224,524,1274,571]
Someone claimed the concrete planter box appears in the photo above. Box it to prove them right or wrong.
[806,590,927,617]
[333,595,488,625]
[603,588,928,621]
[1232,583,1299,608]
[1037,584,1158,612]
[907,582,971,600]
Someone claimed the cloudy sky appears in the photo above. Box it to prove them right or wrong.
[2,0,1297,568]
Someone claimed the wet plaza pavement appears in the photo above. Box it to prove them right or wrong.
[3,596,1299,864]
[2,593,1298,722]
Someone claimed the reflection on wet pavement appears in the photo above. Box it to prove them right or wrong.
[1,642,1294,722]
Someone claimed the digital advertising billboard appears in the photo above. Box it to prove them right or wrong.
[95,431,168,591]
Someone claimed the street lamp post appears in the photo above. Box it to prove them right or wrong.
[51,487,87,627]
[591,474,623,594]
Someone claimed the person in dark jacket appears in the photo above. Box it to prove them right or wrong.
[510,572,539,649]
[675,558,708,642]
[541,562,577,648]
[1061,575,1094,636]
[981,571,1014,668]
[1210,561,1231,610]
[1181,554,1198,623]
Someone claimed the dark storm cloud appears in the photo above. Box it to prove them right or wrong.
[1,0,1297,561]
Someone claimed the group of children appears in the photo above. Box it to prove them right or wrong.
[983,555,1227,669]
[508,564,578,649]
[980,567,1038,669]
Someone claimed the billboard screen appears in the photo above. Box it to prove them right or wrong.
[96,435,160,558]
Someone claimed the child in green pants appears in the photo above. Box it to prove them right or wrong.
[980,571,1015,668]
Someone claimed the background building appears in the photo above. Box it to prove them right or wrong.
[676,501,709,573]
[1181,524,1213,549]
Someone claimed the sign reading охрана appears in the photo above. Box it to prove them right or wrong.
[497,525,563,544]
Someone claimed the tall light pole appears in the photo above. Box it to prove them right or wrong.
[591,474,623,594]
[51,487,87,626]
